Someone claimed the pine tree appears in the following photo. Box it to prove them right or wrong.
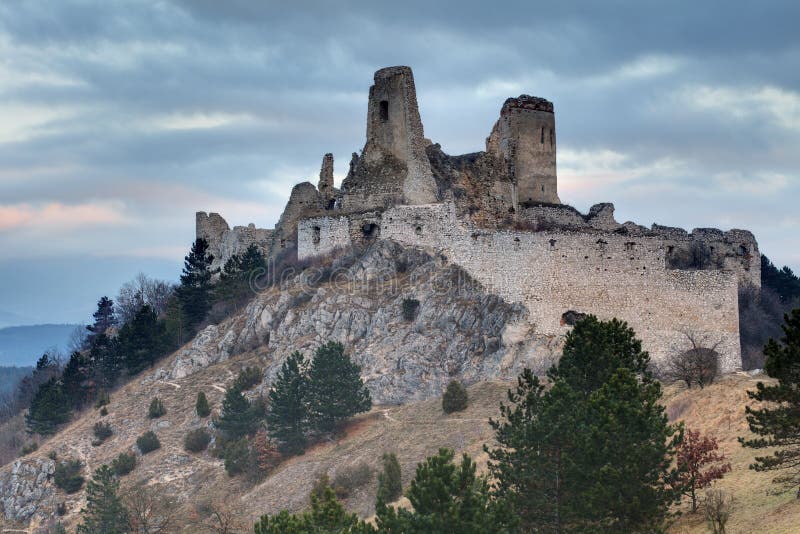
[306,342,371,435]
[61,351,94,409]
[487,316,681,532]
[25,377,70,435]
[86,296,116,346]
[740,308,800,496]
[117,305,168,374]
[216,386,260,440]
[377,452,403,503]
[196,391,211,417]
[376,448,509,533]
[266,351,308,455]
[254,485,367,533]
[90,333,122,390]
[177,238,214,331]
[77,464,129,534]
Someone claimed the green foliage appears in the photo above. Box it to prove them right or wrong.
[94,390,110,408]
[332,462,373,499]
[215,244,266,306]
[26,377,70,435]
[740,308,800,493]
[306,342,371,435]
[266,351,308,455]
[223,437,252,477]
[111,452,136,476]
[442,380,468,414]
[148,397,166,419]
[92,422,113,443]
[402,298,420,321]
[176,238,215,332]
[216,386,261,440]
[99,407,108,417]
[185,428,212,453]
[61,351,93,409]
[118,305,169,375]
[90,334,122,391]
[375,448,510,533]
[762,255,800,304]
[377,452,402,503]
[20,441,38,456]
[54,460,84,494]
[254,485,367,534]
[86,296,117,345]
[233,366,262,391]
[195,391,211,417]
[77,464,129,534]
[487,315,681,533]
[136,431,161,454]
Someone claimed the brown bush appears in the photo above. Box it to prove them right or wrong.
[332,461,374,499]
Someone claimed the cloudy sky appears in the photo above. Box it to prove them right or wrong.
[0,0,798,326]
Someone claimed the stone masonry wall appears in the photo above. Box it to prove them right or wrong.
[299,202,742,372]
[196,212,274,272]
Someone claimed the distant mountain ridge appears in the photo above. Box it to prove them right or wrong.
[0,324,80,366]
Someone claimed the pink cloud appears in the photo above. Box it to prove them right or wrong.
[0,202,126,231]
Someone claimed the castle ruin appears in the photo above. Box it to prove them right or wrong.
[197,66,759,372]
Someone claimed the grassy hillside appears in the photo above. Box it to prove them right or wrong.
[3,337,799,532]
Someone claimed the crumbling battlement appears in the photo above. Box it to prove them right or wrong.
[199,65,759,373]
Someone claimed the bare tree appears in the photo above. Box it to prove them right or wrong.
[704,488,734,534]
[117,273,175,324]
[191,497,247,534]
[124,482,179,533]
[67,325,88,353]
[662,331,721,389]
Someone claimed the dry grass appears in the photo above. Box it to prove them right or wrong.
[4,340,800,534]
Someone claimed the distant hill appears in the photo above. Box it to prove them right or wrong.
[0,324,80,366]
[0,366,32,395]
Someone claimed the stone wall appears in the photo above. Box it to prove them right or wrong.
[196,212,274,272]
[299,202,743,372]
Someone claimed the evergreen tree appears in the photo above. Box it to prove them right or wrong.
[306,342,371,435]
[25,377,70,435]
[376,448,510,534]
[61,351,94,409]
[90,333,122,390]
[740,309,800,496]
[216,386,260,440]
[196,391,211,417]
[254,485,367,533]
[117,305,168,374]
[77,464,129,534]
[377,452,403,503]
[761,255,800,304]
[86,296,117,346]
[216,244,267,306]
[177,238,214,331]
[487,316,681,533]
[266,351,308,455]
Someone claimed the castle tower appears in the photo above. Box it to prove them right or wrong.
[318,153,334,206]
[487,95,559,205]
[360,66,438,205]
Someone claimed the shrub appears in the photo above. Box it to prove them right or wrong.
[48,450,58,461]
[402,298,420,321]
[704,489,734,534]
[148,397,166,419]
[54,460,84,493]
[663,335,720,389]
[223,438,251,476]
[377,452,402,503]
[311,472,332,501]
[112,452,137,476]
[136,431,161,454]
[332,461,373,499]
[99,406,108,417]
[185,428,212,453]
[20,441,38,456]
[442,380,468,414]
[93,422,113,443]
[56,501,67,516]
[196,391,211,417]
[94,390,110,408]
[233,366,262,391]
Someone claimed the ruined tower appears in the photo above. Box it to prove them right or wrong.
[487,95,559,205]
[318,153,335,207]
[341,66,439,209]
